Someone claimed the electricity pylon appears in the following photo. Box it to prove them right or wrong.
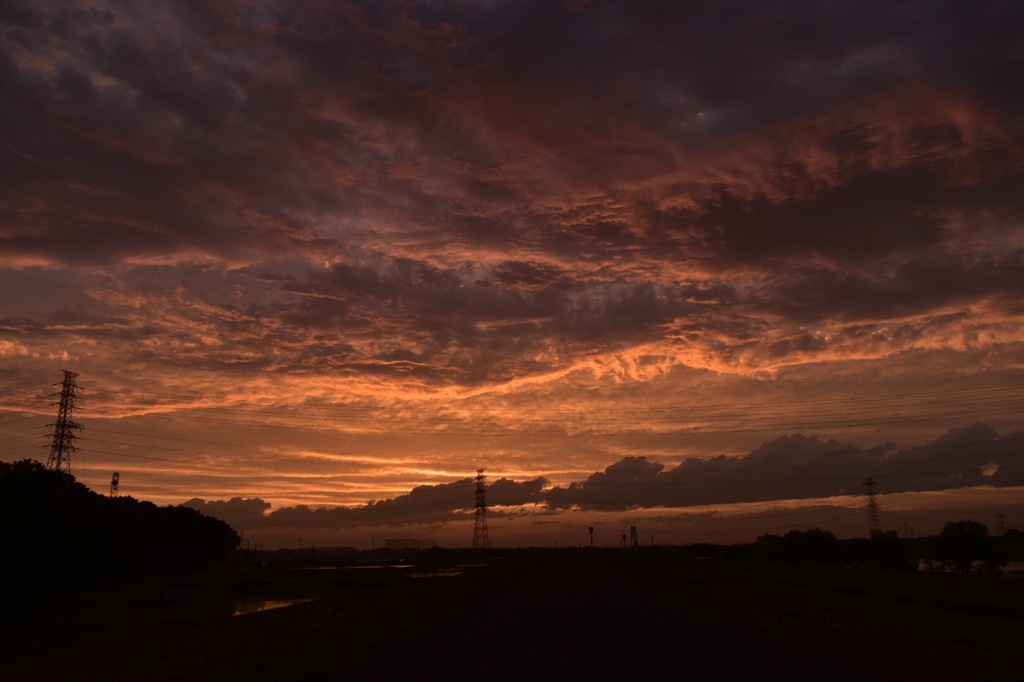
[472,469,490,549]
[862,476,882,537]
[46,370,82,475]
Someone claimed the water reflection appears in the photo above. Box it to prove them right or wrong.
[296,564,416,570]
[232,598,319,617]
[407,570,463,579]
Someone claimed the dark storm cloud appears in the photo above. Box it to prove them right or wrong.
[492,261,570,291]
[4,1,1019,253]
[186,475,548,530]
[696,165,1024,271]
[759,248,1024,328]
[543,424,1024,511]
[0,1,362,266]
[182,496,272,532]
[275,256,730,381]
[2,0,1023,386]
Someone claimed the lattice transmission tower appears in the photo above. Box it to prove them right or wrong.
[46,370,82,475]
[472,469,490,549]
[862,476,882,537]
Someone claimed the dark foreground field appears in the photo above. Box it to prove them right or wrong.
[3,549,1023,681]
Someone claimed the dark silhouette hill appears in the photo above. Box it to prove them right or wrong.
[0,459,239,609]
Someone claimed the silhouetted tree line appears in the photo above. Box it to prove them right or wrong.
[728,521,1022,571]
[0,459,240,606]
[740,528,914,569]
[928,519,1019,573]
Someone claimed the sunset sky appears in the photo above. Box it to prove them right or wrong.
[2,1,1023,549]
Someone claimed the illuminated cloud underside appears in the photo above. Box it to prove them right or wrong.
[2,1,1023,546]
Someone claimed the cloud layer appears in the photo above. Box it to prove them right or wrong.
[3,1,1022,390]
[183,423,1024,544]
[2,2,1024,542]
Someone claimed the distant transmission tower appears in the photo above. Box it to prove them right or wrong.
[862,476,882,537]
[472,469,490,549]
[46,370,82,475]
[110,472,120,497]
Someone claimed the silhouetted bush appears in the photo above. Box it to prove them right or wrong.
[842,531,916,571]
[747,528,841,565]
[936,519,1004,573]
[998,528,1024,561]
[779,528,840,564]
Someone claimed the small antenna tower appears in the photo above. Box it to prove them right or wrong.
[110,472,120,497]
[46,370,82,475]
[472,469,490,549]
[862,476,882,536]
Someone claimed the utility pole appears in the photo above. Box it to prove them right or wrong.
[46,370,82,475]
[862,476,882,537]
[472,469,490,549]
[110,472,120,497]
